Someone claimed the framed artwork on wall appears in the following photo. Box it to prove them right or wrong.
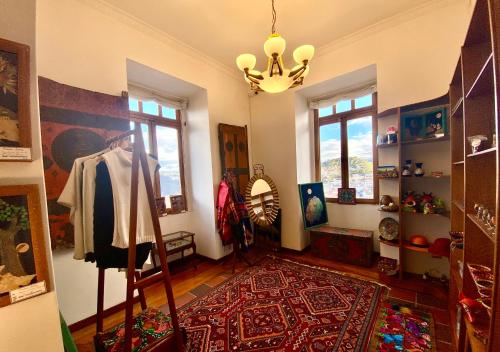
[0,37,31,161]
[0,184,49,307]
[298,182,329,230]
[338,188,356,204]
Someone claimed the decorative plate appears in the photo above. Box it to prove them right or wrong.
[379,217,399,241]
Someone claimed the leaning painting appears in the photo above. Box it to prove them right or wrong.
[298,182,329,230]
[0,38,31,160]
[0,185,49,307]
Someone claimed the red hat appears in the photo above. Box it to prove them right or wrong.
[429,238,451,257]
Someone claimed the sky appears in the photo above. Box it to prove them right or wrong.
[320,115,373,162]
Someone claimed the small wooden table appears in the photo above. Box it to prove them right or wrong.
[151,231,196,269]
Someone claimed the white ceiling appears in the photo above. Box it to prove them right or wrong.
[101,0,435,70]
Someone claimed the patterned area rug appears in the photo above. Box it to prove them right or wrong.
[369,299,436,352]
[177,256,387,351]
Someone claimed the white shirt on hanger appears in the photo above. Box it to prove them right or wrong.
[102,147,158,249]
[82,157,100,256]
[58,151,103,260]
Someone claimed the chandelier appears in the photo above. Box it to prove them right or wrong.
[235,0,314,94]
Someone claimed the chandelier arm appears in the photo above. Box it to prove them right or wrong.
[288,64,306,78]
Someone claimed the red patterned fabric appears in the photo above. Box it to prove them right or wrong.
[178,257,386,351]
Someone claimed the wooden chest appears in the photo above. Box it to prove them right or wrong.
[310,226,373,267]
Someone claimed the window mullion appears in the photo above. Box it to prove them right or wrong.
[340,118,349,189]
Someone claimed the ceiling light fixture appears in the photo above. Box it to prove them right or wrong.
[236,0,314,94]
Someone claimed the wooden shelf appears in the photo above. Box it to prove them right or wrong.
[467,213,495,242]
[376,143,398,149]
[377,209,399,213]
[467,147,496,158]
[453,200,465,212]
[453,160,465,165]
[402,211,450,218]
[464,319,488,352]
[379,238,400,247]
[451,96,464,117]
[402,175,450,179]
[400,135,450,146]
[466,53,494,99]
[451,266,463,291]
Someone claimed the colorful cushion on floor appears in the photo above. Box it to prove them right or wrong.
[94,308,174,352]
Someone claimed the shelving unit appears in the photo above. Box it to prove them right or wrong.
[448,1,500,351]
[376,95,451,296]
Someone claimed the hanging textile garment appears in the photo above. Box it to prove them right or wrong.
[82,157,99,259]
[58,151,105,260]
[93,162,151,269]
[216,179,238,245]
[102,147,158,249]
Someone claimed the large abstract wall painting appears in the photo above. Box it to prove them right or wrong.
[38,77,130,249]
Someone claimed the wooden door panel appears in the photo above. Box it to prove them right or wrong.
[218,123,250,195]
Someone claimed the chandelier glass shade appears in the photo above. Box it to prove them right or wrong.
[236,1,314,94]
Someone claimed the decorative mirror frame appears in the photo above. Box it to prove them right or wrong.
[245,174,280,227]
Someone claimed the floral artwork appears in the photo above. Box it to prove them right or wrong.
[298,182,329,230]
[0,50,20,147]
[0,185,49,307]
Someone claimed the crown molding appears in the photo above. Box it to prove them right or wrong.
[316,0,457,58]
[77,0,455,86]
[76,0,243,81]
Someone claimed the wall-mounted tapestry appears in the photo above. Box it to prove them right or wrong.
[38,77,130,249]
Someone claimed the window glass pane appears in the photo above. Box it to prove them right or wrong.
[156,125,182,200]
[354,94,373,109]
[161,106,177,120]
[320,122,342,198]
[347,116,373,199]
[318,106,333,117]
[129,121,150,153]
[128,97,139,112]
[335,100,351,113]
[142,100,159,116]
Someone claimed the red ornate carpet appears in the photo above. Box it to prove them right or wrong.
[177,256,387,351]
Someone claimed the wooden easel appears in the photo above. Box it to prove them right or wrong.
[95,126,184,352]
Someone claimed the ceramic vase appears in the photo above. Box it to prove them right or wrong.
[414,162,425,177]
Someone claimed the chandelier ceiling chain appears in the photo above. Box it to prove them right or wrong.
[271,0,277,34]
[235,0,315,94]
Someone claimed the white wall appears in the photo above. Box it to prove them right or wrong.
[36,0,251,324]
[250,0,473,251]
[0,0,62,349]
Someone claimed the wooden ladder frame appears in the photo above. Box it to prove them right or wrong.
[95,126,184,352]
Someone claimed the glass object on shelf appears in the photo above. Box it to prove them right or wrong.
[402,160,412,177]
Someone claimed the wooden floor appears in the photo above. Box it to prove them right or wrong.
[72,248,454,352]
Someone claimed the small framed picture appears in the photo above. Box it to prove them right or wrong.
[0,185,49,307]
[0,37,31,161]
[338,188,356,204]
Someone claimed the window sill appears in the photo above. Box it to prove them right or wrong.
[159,209,188,217]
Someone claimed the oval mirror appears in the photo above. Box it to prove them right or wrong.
[245,174,279,227]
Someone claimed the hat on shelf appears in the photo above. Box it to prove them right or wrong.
[406,235,429,251]
[429,238,451,257]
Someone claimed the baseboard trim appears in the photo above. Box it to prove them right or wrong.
[68,296,141,332]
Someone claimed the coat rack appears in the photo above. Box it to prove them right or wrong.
[95,126,184,352]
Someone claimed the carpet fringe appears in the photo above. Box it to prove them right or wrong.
[268,255,391,292]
